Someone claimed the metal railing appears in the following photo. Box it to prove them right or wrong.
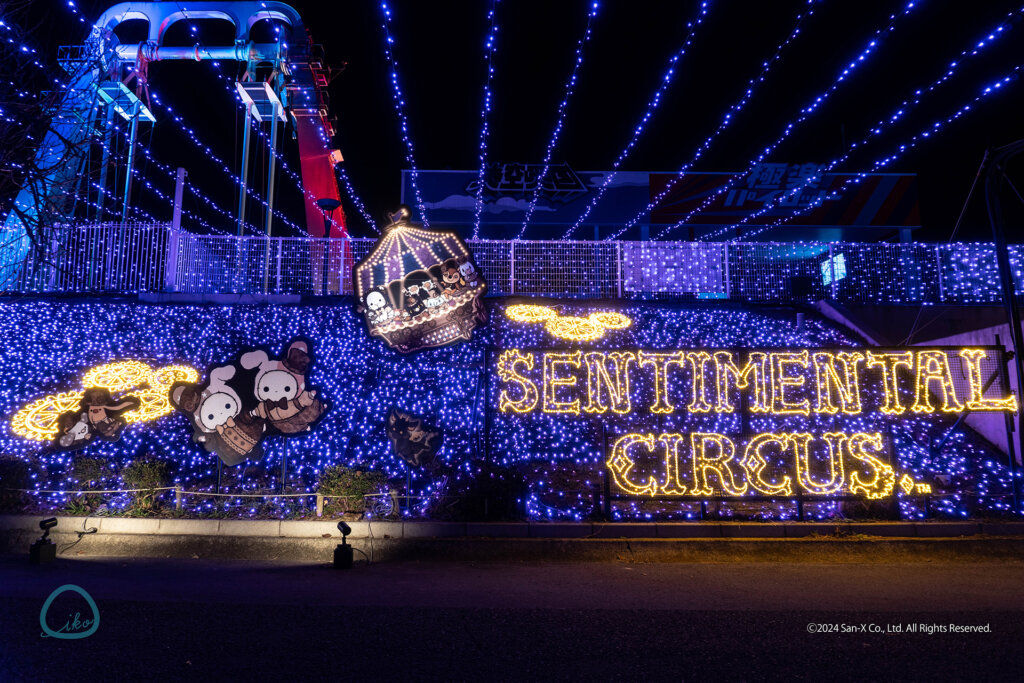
[3,222,1023,304]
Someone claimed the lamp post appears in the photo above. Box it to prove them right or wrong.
[316,198,342,295]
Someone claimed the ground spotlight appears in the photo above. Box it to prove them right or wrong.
[333,521,353,570]
[30,517,58,564]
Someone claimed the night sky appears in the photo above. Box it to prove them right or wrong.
[34,1,1024,240]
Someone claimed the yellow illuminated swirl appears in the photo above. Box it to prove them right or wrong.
[506,305,632,343]
[151,364,200,387]
[10,391,85,441]
[82,361,153,392]
[11,361,198,441]
[544,316,606,342]
[505,304,558,323]
[588,311,632,330]
[122,387,175,424]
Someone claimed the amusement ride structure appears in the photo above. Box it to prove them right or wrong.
[1,1,347,285]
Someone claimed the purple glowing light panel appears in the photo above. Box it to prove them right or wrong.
[0,299,1016,521]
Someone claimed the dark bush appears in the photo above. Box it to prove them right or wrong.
[317,466,386,513]
[121,458,172,512]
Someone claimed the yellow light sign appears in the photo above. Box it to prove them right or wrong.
[604,430,911,500]
[11,361,199,441]
[505,304,558,323]
[497,348,1018,418]
[544,316,605,342]
[505,306,634,342]
[496,345,1015,501]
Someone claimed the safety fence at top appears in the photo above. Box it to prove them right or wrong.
[2,222,1022,305]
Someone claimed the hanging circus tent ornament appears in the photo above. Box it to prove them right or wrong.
[354,206,488,353]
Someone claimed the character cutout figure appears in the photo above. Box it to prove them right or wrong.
[362,286,398,327]
[458,258,481,289]
[353,205,489,353]
[420,276,446,309]
[241,339,327,435]
[441,260,465,295]
[170,365,265,466]
[402,273,428,318]
[54,388,140,450]
[385,406,443,469]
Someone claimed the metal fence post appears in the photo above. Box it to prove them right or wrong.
[510,241,516,294]
[828,243,837,299]
[164,227,179,292]
[174,485,182,510]
[276,239,283,294]
[724,242,731,299]
[615,241,623,299]
[316,494,324,517]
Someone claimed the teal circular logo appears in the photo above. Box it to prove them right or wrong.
[40,584,100,639]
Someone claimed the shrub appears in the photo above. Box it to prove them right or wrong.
[317,466,386,513]
[0,456,33,511]
[70,457,112,488]
[121,457,171,512]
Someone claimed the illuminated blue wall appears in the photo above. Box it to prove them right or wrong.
[0,299,1015,520]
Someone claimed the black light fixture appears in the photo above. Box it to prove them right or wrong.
[333,520,353,570]
[30,517,58,564]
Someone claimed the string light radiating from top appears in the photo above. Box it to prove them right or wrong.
[562,1,713,239]
[604,0,820,242]
[709,6,1022,241]
[471,0,502,239]
[380,2,429,226]
[735,63,1024,242]
[513,2,600,241]
[654,0,922,241]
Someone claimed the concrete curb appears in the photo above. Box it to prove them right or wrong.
[3,515,1022,539]
[4,515,1024,563]
[4,531,1024,563]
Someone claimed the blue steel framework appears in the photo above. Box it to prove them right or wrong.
[1,2,348,290]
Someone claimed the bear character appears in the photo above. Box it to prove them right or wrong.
[441,260,465,295]
[241,339,326,435]
[419,276,446,309]
[57,411,92,449]
[170,364,264,466]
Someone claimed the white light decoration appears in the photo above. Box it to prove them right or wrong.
[354,208,487,353]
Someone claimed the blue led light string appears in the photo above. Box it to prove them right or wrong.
[653,0,922,241]
[603,0,820,242]
[706,7,1022,241]
[135,145,256,235]
[512,1,599,241]
[146,91,306,235]
[471,0,502,239]
[735,63,1024,242]
[91,113,258,235]
[561,1,713,239]
[0,300,1015,521]
[78,120,238,234]
[380,2,429,226]
[194,15,378,234]
[335,166,377,230]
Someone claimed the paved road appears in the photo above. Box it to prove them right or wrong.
[1,556,1022,680]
